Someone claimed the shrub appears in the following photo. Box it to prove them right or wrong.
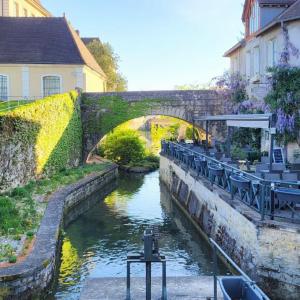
[101,129,146,165]
[231,146,247,161]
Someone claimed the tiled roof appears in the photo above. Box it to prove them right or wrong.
[276,0,300,20]
[258,0,296,5]
[256,0,300,35]
[0,17,106,77]
[242,0,296,21]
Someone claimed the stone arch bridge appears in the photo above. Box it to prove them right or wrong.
[81,90,227,159]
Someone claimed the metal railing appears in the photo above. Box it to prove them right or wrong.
[210,238,270,300]
[161,141,300,223]
[0,97,40,112]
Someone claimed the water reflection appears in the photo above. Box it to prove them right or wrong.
[52,171,228,299]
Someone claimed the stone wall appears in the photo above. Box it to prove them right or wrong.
[160,155,300,300]
[0,164,118,300]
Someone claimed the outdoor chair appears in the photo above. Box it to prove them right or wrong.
[261,156,270,164]
[255,163,269,173]
[271,188,300,220]
[282,172,298,182]
[272,163,286,172]
[264,173,281,181]
[208,164,225,186]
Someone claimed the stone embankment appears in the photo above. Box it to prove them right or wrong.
[0,164,118,300]
[160,154,300,300]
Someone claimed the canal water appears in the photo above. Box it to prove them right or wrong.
[51,171,228,299]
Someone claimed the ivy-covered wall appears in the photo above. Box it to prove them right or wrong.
[0,91,82,191]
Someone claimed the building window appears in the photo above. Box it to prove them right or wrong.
[42,76,61,97]
[0,75,8,100]
[253,47,260,75]
[23,8,28,17]
[268,39,277,67]
[14,2,19,17]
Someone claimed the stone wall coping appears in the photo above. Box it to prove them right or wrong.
[0,164,118,281]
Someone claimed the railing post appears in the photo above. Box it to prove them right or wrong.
[213,244,218,300]
[261,183,266,221]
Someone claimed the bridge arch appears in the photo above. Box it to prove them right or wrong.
[81,90,226,160]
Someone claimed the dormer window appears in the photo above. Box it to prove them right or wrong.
[249,0,260,35]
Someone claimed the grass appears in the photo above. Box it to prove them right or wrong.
[0,162,111,262]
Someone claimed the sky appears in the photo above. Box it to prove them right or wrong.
[43,0,245,91]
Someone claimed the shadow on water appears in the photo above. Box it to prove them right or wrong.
[50,170,229,300]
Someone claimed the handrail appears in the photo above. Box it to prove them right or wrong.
[210,238,270,300]
[166,141,300,188]
[162,141,300,222]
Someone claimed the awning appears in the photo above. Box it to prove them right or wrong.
[195,114,274,130]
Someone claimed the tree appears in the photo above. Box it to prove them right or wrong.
[100,129,145,164]
[86,40,128,92]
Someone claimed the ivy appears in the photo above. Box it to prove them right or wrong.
[0,91,82,184]
[83,95,172,136]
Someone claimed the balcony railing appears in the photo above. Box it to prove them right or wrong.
[161,141,300,223]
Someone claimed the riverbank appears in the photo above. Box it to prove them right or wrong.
[0,162,118,300]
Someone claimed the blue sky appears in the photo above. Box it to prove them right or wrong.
[43,0,245,91]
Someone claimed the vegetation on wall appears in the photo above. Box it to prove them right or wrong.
[84,95,172,137]
[0,91,83,189]
[86,39,128,91]
[265,66,300,145]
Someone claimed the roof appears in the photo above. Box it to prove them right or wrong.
[257,0,300,35]
[226,0,300,56]
[223,39,245,57]
[242,0,296,22]
[0,17,106,77]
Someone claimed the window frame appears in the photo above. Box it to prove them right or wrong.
[41,75,62,98]
[0,74,9,101]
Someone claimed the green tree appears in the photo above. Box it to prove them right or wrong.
[101,129,145,164]
[86,40,127,92]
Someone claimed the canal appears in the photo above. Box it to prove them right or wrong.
[50,171,228,299]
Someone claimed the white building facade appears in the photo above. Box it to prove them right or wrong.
[224,0,300,163]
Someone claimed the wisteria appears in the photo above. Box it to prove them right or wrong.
[276,108,295,133]
[279,24,300,66]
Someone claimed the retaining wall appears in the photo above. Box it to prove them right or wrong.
[0,164,118,300]
[160,155,300,300]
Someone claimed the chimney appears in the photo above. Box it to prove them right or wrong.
[76,30,80,37]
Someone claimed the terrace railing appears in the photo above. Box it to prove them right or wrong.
[161,141,300,223]
[0,97,39,113]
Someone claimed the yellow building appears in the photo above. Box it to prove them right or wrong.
[0,17,107,100]
[0,0,51,17]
